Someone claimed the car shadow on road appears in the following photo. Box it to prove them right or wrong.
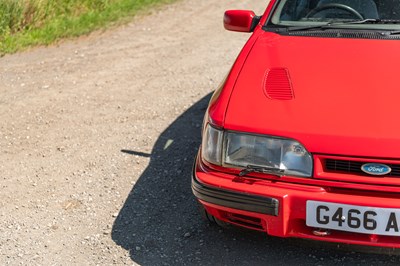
[112,94,400,265]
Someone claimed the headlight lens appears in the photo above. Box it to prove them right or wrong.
[224,132,312,177]
[201,125,313,177]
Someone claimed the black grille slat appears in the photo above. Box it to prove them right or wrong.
[325,159,400,177]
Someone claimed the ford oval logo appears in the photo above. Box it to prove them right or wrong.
[361,163,391,176]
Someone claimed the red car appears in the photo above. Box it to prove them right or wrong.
[192,0,400,249]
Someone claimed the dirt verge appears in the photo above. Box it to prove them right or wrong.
[1,0,399,265]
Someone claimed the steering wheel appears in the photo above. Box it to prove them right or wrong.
[306,3,364,20]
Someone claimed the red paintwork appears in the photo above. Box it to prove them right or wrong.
[224,10,256,32]
[208,1,275,126]
[196,2,400,248]
[225,33,400,159]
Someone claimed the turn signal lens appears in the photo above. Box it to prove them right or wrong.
[201,124,223,166]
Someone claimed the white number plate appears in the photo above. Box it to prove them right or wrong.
[306,200,400,236]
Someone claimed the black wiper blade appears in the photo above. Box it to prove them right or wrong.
[286,21,355,32]
[287,23,331,32]
[239,165,285,178]
[287,19,400,32]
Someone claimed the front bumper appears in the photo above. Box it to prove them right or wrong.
[192,156,400,248]
[192,170,279,216]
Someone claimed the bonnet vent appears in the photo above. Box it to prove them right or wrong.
[264,68,294,100]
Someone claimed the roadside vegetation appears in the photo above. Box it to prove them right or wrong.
[0,0,175,55]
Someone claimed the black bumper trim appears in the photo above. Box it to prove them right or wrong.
[192,170,279,216]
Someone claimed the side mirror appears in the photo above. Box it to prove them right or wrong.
[223,10,260,32]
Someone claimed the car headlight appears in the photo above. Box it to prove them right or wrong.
[201,124,313,177]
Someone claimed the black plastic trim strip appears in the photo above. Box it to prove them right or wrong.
[250,16,262,32]
[192,169,279,216]
[263,28,400,40]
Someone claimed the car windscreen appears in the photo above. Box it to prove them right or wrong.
[269,0,400,30]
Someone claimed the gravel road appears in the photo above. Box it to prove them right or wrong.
[1,0,400,265]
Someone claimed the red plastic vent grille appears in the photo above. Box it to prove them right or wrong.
[264,68,294,100]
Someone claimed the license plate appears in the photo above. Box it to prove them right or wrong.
[306,200,400,236]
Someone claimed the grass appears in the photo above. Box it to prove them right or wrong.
[0,0,176,55]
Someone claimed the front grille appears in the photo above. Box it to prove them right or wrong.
[325,159,400,177]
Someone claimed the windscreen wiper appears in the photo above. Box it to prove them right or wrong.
[287,18,400,32]
[239,165,285,178]
[286,23,333,32]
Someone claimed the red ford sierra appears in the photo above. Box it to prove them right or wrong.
[192,0,400,248]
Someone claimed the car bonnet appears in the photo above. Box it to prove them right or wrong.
[224,31,400,158]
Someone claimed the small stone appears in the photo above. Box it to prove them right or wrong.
[184,232,191,238]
